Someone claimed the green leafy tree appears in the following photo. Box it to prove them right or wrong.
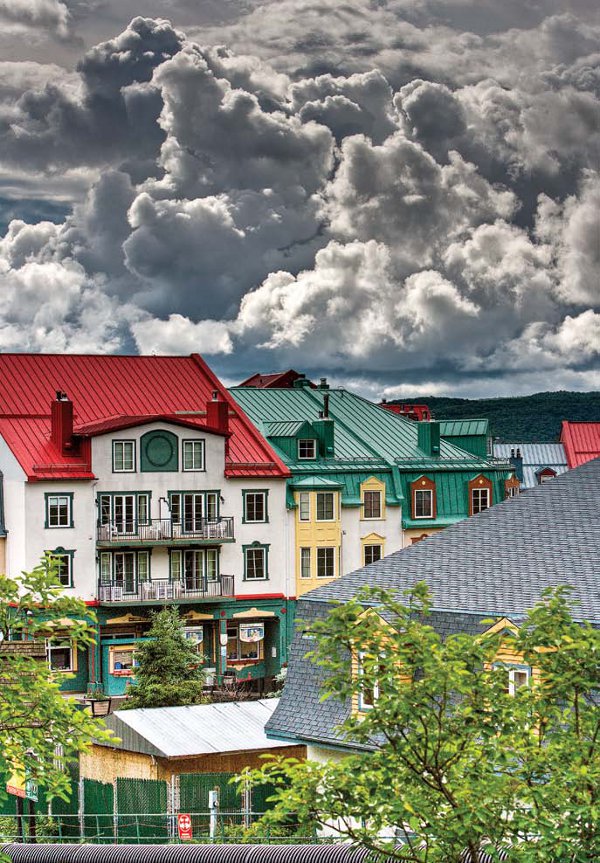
[247,584,599,862]
[123,607,207,709]
[0,555,114,803]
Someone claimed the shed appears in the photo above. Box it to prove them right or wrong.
[81,699,305,783]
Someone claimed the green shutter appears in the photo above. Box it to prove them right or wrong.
[140,430,178,472]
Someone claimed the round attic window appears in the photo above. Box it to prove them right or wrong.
[140,430,178,471]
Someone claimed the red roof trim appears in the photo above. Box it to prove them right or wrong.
[75,414,229,437]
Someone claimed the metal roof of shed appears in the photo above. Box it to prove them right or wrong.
[101,699,287,759]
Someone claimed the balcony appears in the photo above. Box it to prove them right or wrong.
[98,575,234,604]
[96,517,235,546]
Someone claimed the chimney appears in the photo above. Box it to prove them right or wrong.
[206,390,229,434]
[51,391,74,454]
[509,447,524,482]
[319,377,330,390]
[417,420,441,457]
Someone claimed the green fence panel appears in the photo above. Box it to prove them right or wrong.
[83,779,114,841]
[251,780,280,815]
[179,772,242,835]
[116,778,168,843]
[50,763,79,839]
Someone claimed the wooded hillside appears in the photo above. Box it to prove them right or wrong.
[393,391,600,442]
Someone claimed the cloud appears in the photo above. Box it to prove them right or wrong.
[0,8,597,399]
[132,313,233,355]
[0,0,70,39]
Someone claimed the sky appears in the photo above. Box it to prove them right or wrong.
[0,1,598,399]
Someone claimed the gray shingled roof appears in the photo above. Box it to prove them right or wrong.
[267,459,600,746]
[303,457,600,622]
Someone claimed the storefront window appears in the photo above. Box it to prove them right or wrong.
[110,646,138,675]
[226,623,264,662]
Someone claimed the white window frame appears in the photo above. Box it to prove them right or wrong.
[316,547,336,579]
[471,487,490,515]
[245,547,267,581]
[316,492,335,522]
[244,491,267,523]
[46,494,72,528]
[298,492,310,521]
[508,666,531,696]
[298,439,317,460]
[49,551,73,587]
[357,651,380,711]
[112,440,136,473]
[413,489,433,519]
[182,439,205,472]
[300,547,311,579]
[47,640,75,673]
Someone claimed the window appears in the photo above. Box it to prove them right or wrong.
[244,544,269,581]
[298,439,317,460]
[98,493,150,536]
[47,640,75,672]
[300,547,311,579]
[316,492,335,521]
[411,477,436,520]
[226,624,264,662]
[538,469,557,484]
[243,490,268,523]
[113,440,135,473]
[182,440,205,471]
[170,549,218,589]
[414,489,433,518]
[317,547,335,579]
[170,492,219,530]
[471,487,490,514]
[496,664,531,696]
[364,544,382,566]
[99,551,150,593]
[47,549,74,588]
[505,478,520,499]
[362,490,382,519]
[357,651,380,710]
[45,494,73,528]
[469,475,493,516]
[110,646,138,675]
[298,492,310,521]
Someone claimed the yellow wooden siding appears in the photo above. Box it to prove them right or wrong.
[295,490,342,597]
[351,609,411,716]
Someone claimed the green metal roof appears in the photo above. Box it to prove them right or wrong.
[263,420,313,438]
[290,476,344,489]
[230,386,512,515]
[439,419,489,437]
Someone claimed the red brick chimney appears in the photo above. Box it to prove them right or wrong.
[206,390,229,434]
[51,391,74,453]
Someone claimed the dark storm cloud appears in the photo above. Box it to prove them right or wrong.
[0,3,598,397]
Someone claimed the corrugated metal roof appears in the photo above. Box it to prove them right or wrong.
[560,421,600,468]
[494,443,568,489]
[440,419,488,436]
[0,354,289,480]
[102,699,287,758]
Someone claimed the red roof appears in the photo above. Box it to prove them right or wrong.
[0,354,289,480]
[560,421,600,468]
[239,370,315,389]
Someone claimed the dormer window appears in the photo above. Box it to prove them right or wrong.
[298,439,317,460]
[410,476,436,520]
[537,468,557,484]
[469,475,493,516]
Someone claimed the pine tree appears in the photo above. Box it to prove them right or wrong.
[123,607,207,709]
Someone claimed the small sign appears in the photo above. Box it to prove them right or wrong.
[177,813,193,841]
[239,623,264,643]
[6,766,38,802]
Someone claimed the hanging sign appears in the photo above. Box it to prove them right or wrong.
[239,623,264,643]
[6,764,38,802]
[177,813,193,841]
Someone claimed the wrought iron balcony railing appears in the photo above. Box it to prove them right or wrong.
[98,575,234,603]
[96,517,234,545]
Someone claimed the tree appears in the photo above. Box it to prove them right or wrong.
[247,584,599,862]
[0,555,114,803]
[123,607,207,709]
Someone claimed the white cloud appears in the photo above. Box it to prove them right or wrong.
[132,314,234,355]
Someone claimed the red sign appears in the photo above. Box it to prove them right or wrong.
[177,813,193,841]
